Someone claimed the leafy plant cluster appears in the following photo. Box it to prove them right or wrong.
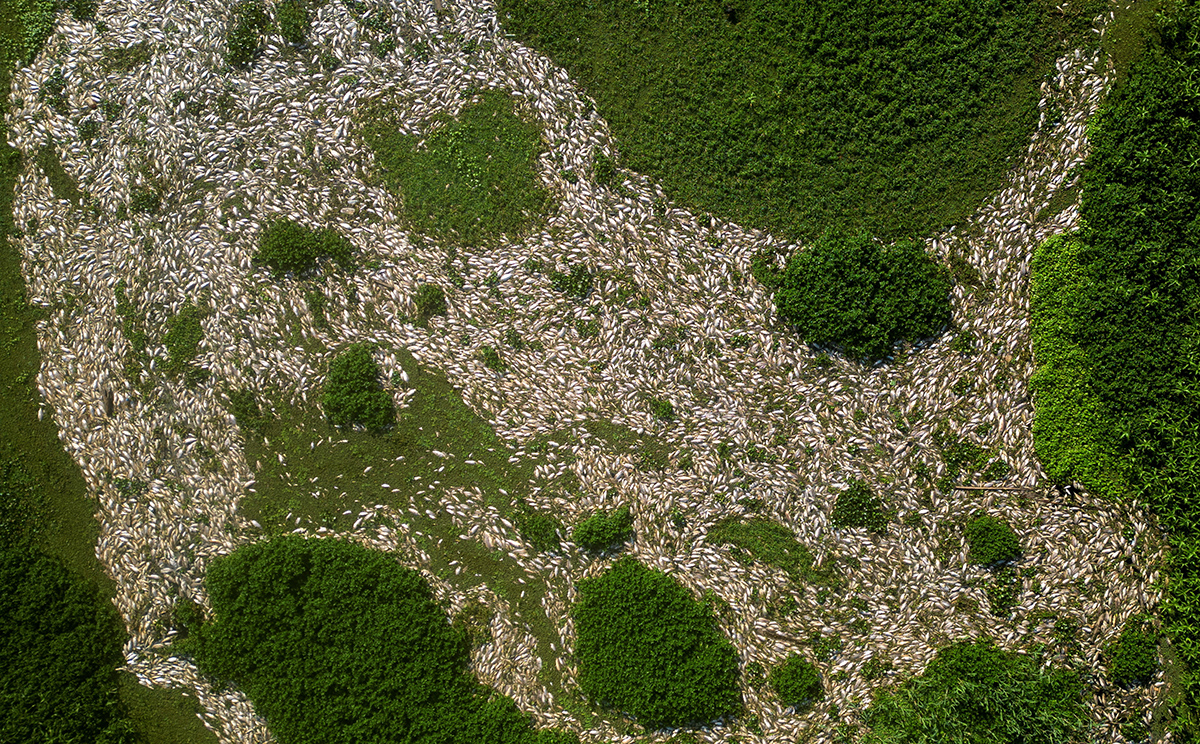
[253,218,356,278]
[188,536,578,744]
[1028,5,1200,736]
[227,388,268,437]
[496,0,1068,243]
[321,343,395,433]
[1,547,139,744]
[830,479,889,533]
[413,283,447,325]
[1106,615,1159,688]
[549,263,594,300]
[362,90,552,246]
[707,516,830,584]
[861,640,1087,744]
[511,502,563,553]
[768,654,823,709]
[226,0,270,68]
[963,513,1021,567]
[0,458,40,549]
[772,233,951,361]
[276,0,310,45]
[162,303,208,383]
[572,556,741,729]
[572,504,633,552]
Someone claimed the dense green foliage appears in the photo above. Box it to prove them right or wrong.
[7,0,55,65]
[1107,615,1159,688]
[227,388,267,437]
[572,556,741,729]
[191,536,577,744]
[362,90,551,246]
[276,0,310,45]
[773,233,951,361]
[512,504,562,552]
[162,304,204,378]
[830,479,889,533]
[549,264,593,300]
[768,655,823,709]
[862,641,1087,744]
[413,283,447,324]
[253,218,355,278]
[0,548,137,744]
[963,513,1021,566]
[496,0,1069,242]
[225,1,270,68]
[1028,4,1200,736]
[321,343,395,433]
[572,504,633,552]
[707,516,820,580]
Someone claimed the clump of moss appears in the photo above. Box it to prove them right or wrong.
[321,343,394,433]
[276,0,310,45]
[253,218,356,278]
[769,655,824,709]
[1106,616,1158,688]
[963,513,1021,566]
[830,479,889,533]
[226,0,270,68]
[572,505,634,552]
[413,283,447,324]
[163,304,207,381]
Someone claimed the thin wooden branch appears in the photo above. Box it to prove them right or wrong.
[952,485,1038,492]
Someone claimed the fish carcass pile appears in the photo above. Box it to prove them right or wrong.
[6,0,1167,741]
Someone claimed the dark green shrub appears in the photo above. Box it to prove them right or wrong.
[254,218,355,277]
[550,264,593,300]
[1107,616,1158,688]
[0,547,138,744]
[277,0,310,45]
[986,565,1020,617]
[12,0,56,65]
[773,233,951,361]
[362,90,551,246]
[862,640,1087,744]
[573,556,741,728]
[593,150,619,189]
[100,42,154,73]
[572,504,634,552]
[750,249,783,290]
[769,654,823,708]
[830,479,888,533]
[512,505,562,552]
[963,514,1021,566]
[163,304,204,376]
[413,283,447,324]
[226,1,269,68]
[321,343,395,433]
[191,535,576,744]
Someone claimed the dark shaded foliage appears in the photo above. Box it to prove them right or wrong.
[1107,615,1159,688]
[572,556,741,729]
[830,479,889,533]
[963,513,1021,566]
[191,536,578,744]
[277,0,310,45]
[572,504,633,552]
[413,283,447,324]
[773,233,951,361]
[321,343,395,433]
[226,1,270,68]
[0,547,139,744]
[254,218,355,278]
[768,655,823,708]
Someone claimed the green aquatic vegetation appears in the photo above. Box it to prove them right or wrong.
[572,505,633,552]
[573,556,741,729]
[964,513,1021,566]
[769,654,823,709]
[362,90,552,246]
[497,0,1068,243]
[322,343,394,433]
[1106,615,1159,688]
[773,232,951,361]
[254,218,356,278]
[190,535,578,744]
[830,479,889,533]
[162,304,205,377]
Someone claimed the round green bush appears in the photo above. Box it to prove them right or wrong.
[963,513,1021,566]
[830,479,889,533]
[192,535,577,744]
[572,505,634,552]
[254,218,355,277]
[769,654,824,708]
[573,556,741,728]
[0,547,138,744]
[321,343,395,433]
[862,640,1087,744]
[226,0,269,68]
[1107,616,1158,688]
[773,232,951,361]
